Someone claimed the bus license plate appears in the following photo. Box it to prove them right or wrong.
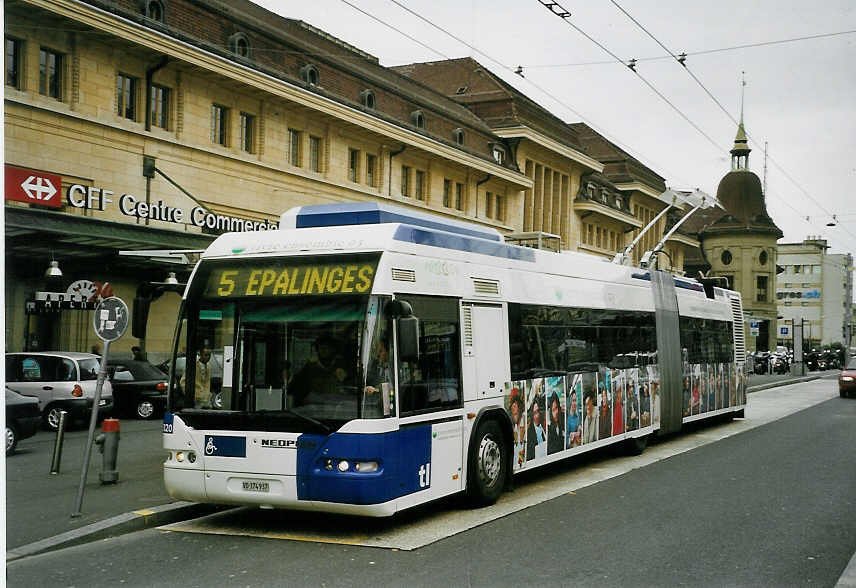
[242,481,269,493]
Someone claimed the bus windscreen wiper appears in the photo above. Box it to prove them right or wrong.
[258,409,331,434]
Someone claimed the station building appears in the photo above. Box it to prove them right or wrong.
[776,237,853,349]
[4,0,531,359]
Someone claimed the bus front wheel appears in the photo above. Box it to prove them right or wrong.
[466,420,506,506]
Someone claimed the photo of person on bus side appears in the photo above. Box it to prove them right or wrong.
[565,375,582,449]
[526,379,546,460]
[598,374,612,440]
[546,386,565,455]
[582,380,598,444]
[506,383,526,469]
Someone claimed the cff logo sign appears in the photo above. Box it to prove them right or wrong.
[5,165,62,209]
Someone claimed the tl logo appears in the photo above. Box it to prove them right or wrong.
[418,463,431,488]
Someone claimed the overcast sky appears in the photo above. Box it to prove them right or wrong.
[255,0,856,259]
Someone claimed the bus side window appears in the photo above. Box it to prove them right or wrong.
[395,295,462,415]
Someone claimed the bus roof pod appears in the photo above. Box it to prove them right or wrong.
[279,202,503,242]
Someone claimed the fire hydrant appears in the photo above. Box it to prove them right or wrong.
[95,418,120,484]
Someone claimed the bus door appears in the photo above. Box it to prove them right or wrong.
[461,302,510,402]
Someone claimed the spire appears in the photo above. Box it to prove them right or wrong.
[731,72,750,171]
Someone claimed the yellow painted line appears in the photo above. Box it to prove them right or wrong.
[133,509,156,516]
[160,521,366,546]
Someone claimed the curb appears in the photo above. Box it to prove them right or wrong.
[6,501,230,562]
[747,375,819,393]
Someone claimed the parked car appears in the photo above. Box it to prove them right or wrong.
[839,358,856,398]
[106,359,168,419]
[5,352,114,430]
[6,387,40,455]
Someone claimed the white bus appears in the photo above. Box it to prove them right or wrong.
[161,202,747,516]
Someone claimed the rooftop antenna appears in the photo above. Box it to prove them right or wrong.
[739,71,746,125]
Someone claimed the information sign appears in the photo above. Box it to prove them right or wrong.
[93,297,129,342]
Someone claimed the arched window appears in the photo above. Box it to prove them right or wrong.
[300,64,319,86]
[140,0,166,22]
[452,128,464,146]
[227,32,251,59]
[360,89,376,110]
[411,110,425,129]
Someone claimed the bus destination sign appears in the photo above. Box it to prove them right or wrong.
[205,259,378,298]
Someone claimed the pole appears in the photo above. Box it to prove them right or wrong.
[49,410,68,475]
[72,339,110,517]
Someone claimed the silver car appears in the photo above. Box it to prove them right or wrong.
[5,352,114,430]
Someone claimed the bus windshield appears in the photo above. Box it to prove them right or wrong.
[170,289,393,425]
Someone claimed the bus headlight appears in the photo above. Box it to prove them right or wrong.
[187,451,197,463]
[324,458,333,471]
[176,451,185,462]
[337,460,350,472]
[355,461,378,473]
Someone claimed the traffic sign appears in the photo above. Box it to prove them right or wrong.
[93,297,129,342]
[4,164,62,208]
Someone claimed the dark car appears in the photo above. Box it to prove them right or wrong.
[106,360,168,419]
[6,387,41,455]
[839,358,856,398]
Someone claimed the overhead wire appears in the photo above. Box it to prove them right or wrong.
[377,0,699,187]
[522,28,856,68]
[533,0,726,155]
[605,0,856,248]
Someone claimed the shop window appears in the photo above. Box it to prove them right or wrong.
[6,37,22,89]
[288,129,301,166]
[401,165,411,197]
[348,148,360,182]
[396,295,462,415]
[149,84,169,129]
[366,154,377,187]
[117,73,138,121]
[756,275,768,302]
[39,47,63,100]
[239,112,255,153]
[455,182,464,211]
[414,170,425,201]
[210,104,229,146]
[309,135,322,172]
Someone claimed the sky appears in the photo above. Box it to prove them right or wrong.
[253,0,856,259]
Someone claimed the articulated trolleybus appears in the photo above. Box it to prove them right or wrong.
[163,202,747,516]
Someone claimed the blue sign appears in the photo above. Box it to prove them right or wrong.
[204,435,247,457]
[780,327,789,335]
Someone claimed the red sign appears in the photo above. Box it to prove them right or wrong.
[5,165,63,208]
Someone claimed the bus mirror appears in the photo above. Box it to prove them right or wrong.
[132,296,151,339]
[397,316,420,361]
[387,299,413,318]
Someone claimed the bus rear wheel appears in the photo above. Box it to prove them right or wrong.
[467,420,506,506]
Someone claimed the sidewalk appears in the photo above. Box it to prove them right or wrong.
[5,419,222,562]
[4,371,837,561]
